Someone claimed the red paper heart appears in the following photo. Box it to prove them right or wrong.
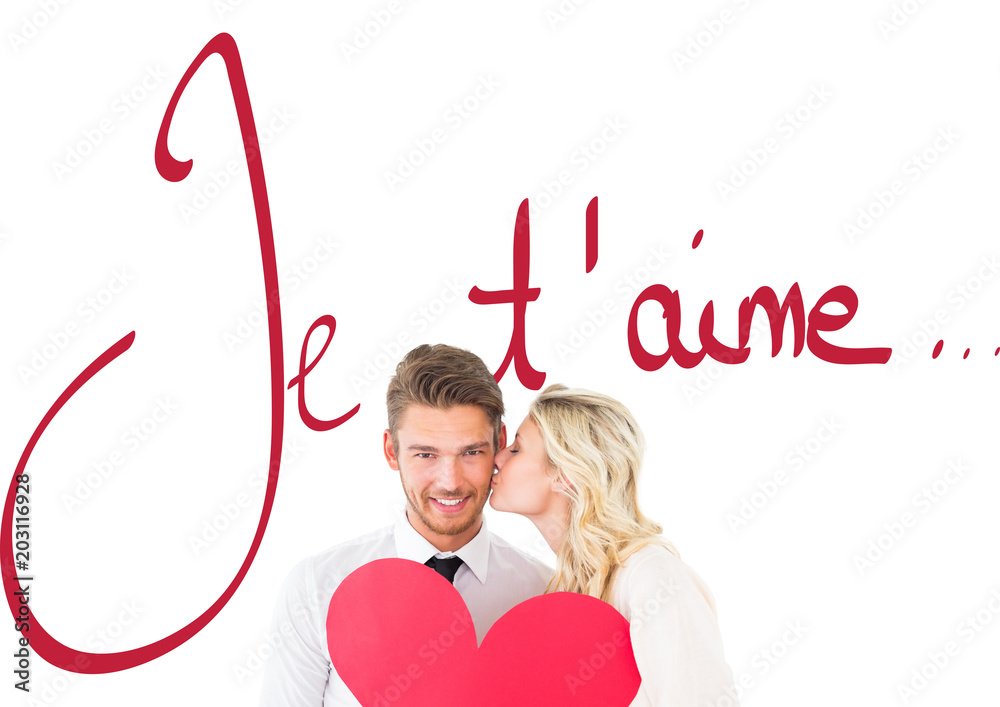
[327,558,641,707]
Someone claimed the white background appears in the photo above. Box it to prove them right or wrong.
[2,1,999,705]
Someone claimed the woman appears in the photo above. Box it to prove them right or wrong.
[490,384,738,706]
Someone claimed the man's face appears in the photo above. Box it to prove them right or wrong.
[384,404,505,550]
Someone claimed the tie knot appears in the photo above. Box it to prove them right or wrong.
[424,555,464,583]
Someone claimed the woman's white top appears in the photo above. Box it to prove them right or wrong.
[609,543,738,706]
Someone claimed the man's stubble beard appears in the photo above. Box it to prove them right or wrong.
[402,477,491,537]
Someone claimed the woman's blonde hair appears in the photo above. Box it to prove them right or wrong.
[529,384,678,602]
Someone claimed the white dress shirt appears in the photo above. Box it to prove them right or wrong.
[610,543,738,707]
[259,515,553,706]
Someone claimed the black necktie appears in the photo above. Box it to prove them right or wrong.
[425,555,464,583]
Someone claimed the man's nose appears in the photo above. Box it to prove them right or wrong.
[437,457,461,487]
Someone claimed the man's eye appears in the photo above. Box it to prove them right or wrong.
[465,450,483,456]
[416,453,434,459]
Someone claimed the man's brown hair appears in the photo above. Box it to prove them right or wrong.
[386,344,504,450]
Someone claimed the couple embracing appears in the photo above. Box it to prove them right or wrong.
[260,344,737,706]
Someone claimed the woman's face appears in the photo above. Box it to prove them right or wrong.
[489,415,561,517]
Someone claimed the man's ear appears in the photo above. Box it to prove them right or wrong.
[497,423,507,451]
[383,430,400,471]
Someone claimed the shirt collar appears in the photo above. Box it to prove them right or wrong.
[393,512,491,585]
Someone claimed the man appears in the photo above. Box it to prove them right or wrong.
[259,344,553,706]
